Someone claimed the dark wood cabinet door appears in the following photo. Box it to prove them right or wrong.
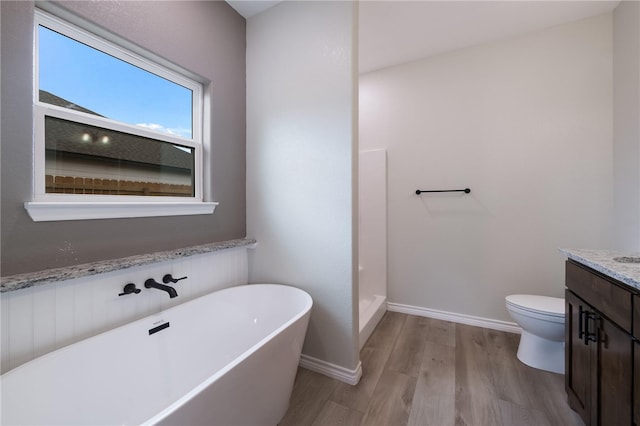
[565,290,592,424]
[634,341,639,426]
[597,317,633,426]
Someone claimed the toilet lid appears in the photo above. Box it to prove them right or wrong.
[506,294,565,316]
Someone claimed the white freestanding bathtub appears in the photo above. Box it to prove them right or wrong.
[1,284,312,426]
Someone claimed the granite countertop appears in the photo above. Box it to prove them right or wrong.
[0,238,257,293]
[560,248,640,291]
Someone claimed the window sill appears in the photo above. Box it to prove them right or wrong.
[24,201,218,222]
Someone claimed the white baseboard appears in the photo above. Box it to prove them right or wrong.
[386,302,522,334]
[298,354,362,385]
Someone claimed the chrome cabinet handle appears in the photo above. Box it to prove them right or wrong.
[583,311,598,345]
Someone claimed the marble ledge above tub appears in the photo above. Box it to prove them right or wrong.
[560,248,640,291]
[0,238,257,293]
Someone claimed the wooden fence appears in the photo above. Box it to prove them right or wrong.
[45,175,192,197]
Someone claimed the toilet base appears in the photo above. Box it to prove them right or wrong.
[516,331,565,374]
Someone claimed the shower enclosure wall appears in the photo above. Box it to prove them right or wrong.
[358,149,387,349]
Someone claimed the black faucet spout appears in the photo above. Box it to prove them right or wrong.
[144,278,178,298]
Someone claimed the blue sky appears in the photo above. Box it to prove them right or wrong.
[38,25,193,139]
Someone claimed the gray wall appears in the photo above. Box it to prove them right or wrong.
[1,1,246,276]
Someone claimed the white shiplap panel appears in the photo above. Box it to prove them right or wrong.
[73,276,96,342]
[6,287,34,371]
[234,248,249,285]
[1,294,11,373]
[54,280,76,350]
[89,272,118,336]
[187,253,207,299]
[32,284,57,359]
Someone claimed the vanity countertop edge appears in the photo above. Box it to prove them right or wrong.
[560,248,640,291]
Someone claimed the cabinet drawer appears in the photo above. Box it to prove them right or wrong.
[566,261,632,332]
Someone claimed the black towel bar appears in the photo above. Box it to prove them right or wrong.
[415,188,471,195]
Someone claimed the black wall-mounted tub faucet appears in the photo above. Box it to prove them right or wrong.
[144,278,178,298]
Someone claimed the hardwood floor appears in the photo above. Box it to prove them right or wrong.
[279,312,584,426]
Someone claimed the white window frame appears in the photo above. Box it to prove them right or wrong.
[25,8,217,222]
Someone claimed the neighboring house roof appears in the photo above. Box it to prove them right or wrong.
[40,90,104,116]
[41,90,193,171]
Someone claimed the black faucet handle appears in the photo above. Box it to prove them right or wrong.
[118,283,141,296]
[162,274,187,284]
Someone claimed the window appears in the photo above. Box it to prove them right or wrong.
[25,8,217,221]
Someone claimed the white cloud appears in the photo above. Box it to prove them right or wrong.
[136,123,191,139]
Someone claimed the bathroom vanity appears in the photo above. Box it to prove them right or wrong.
[562,249,640,426]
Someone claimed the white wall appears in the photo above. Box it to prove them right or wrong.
[246,2,360,373]
[360,13,613,323]
[613,1,640,251]
[1,248,249,373]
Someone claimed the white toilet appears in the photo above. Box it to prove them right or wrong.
[505,294,565,374]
